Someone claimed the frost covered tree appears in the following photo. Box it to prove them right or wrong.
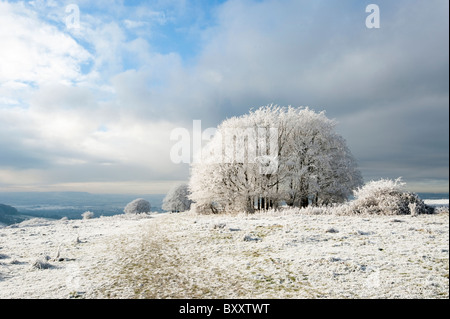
[189,105,363,213]
[162,183,192,213]
[279,107,362,207]
[124,198,151,214]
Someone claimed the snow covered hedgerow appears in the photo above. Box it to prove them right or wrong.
[124,198,151,214]
[345,178,433,215]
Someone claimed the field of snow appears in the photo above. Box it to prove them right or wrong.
[0,207,448,299]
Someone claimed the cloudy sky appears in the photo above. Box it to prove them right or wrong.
[0,0,448,194]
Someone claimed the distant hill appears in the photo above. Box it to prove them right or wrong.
[0,203,24,225]
[0,203,18,215]
[0,192,165,220]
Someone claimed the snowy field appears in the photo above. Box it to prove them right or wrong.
[0,202,448,299]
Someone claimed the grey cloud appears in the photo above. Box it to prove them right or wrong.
[126,0,447,125]
[0,142,49,169]
[43,161,189,185]
[105,0,448,191]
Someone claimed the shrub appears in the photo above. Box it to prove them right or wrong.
[124,198,151,214]
[345,178,433,215]
[31,256,53,270]
[435,206,449,215]
[82,211,94,219]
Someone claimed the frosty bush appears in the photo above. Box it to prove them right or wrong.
[124,198,151,214]
[81,211,94,219]
[435,206,449,215]
[345,178,433,215]
[31,256,52,270]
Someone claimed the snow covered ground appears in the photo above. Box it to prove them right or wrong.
[424,199,449,207]
[0,205,448,299]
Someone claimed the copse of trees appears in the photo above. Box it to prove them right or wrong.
[189,105,363,214]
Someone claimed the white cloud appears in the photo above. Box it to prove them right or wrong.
[0,1,192,192]
[123,19,148,29]
[0,2,91,87]
[0,88,188,192]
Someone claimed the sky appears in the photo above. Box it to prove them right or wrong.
[0,0,448,194]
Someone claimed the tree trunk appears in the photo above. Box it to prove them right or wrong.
[300,196,309,208]
[246,196,255,214]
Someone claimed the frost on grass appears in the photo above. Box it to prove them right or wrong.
[87,222,256,298]
[16,218,52,228]
[0,208,448,299]
[82,210,448,299]
[86,215,310,298]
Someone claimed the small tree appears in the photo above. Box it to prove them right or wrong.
[162,183,192,213]
[124,198,151,214]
